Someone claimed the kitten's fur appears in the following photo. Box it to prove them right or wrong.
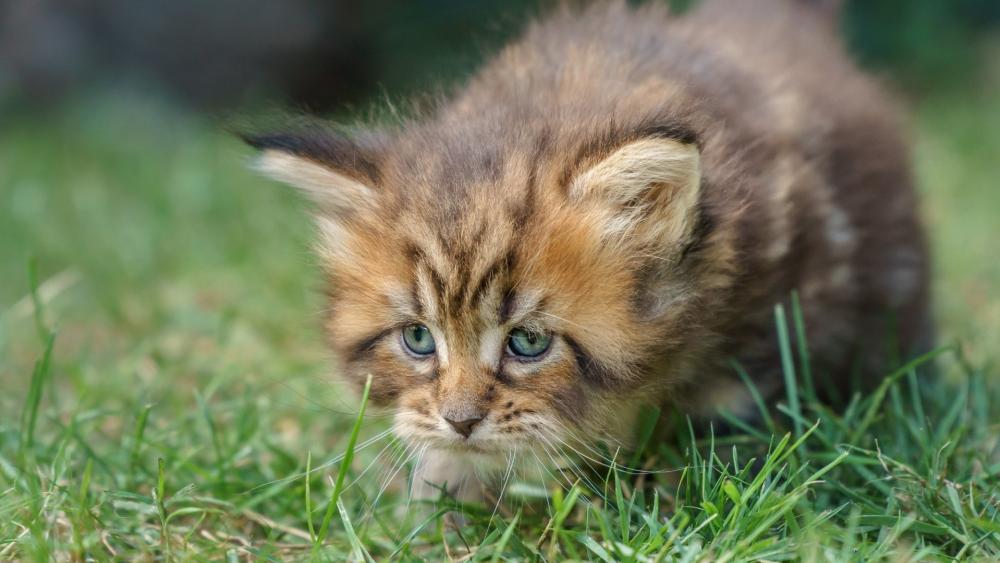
[246,0,930,504]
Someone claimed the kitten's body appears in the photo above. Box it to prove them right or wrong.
[249,0,930,503]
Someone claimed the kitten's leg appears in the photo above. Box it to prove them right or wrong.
[410,450,485,527]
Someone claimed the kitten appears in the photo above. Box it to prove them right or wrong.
[245,0,930,504]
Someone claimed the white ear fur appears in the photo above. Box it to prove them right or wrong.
[253,149,375,215]
[570,138,701,245]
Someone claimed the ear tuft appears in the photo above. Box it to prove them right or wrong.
[243,129,380,216]
[252,149,375,215]
[570,137,701,247]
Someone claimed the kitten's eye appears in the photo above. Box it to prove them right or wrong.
[507,328,552,359]
[402,324,436,356]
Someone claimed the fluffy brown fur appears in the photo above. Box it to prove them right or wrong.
[245,0,930,502]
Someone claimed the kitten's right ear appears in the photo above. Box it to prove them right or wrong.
[243,130,381,216]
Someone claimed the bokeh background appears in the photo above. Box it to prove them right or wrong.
[1,0,998,557]
[3,0,999,111]
[3,0,998,364]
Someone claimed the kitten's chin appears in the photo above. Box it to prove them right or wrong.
[406,433,531,459]
[433,443,518,470]
[442,440,511,456]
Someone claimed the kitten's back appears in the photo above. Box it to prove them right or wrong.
[447,0,930,399]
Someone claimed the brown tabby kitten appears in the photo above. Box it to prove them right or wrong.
[245,0,930,503]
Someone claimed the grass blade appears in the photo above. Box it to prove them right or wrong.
[314,374,373,550]
[775,303,802,439]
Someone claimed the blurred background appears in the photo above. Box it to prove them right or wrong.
[2,0,999,111]
[0,1,998,556]
[2,0,999,404]
[5,0,999,346]
[2,0,1000,405]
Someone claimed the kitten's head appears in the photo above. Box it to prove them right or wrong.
[246,118,706,460]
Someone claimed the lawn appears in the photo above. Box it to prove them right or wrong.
[1,76,998,560]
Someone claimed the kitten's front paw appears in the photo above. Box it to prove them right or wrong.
[409,450,486,523]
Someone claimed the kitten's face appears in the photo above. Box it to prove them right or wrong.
[324,188,641,456]
[248,124,703,461]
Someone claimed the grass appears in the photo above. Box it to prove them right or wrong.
[1,75,999,560]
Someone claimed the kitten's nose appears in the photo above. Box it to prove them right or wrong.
[444,414,484,438]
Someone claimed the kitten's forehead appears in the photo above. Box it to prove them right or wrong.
[355,126,622,354]
[384,117,554,217]
[401,203,524,327]
[390,141,543,293]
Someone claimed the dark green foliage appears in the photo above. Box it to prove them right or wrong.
[844,0,999,87]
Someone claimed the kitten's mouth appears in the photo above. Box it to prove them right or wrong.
[446,441,490,453]
[432,433,523,456]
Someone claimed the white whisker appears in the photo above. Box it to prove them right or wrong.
[552,420,686,476]
[243,428,394,494]
[488,450,517,528]
[372,441,419,508]
[535,430,606,500]
[343,435,402,493]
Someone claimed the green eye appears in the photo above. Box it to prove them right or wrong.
[402,324,436,356]
[507,328,552,358]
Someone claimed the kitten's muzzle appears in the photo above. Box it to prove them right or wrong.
[437,372,490,439]
[443,414,485,438]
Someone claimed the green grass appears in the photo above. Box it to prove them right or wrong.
[1,79,999,560]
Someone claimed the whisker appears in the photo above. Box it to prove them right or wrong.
[550,426,632,475]
[360,440,421,525]
[242,428,394,494]
[535,430,607,500]
[528,431,576,492]
[531,428,604,503]
[488,450,517,528]
[528,446,571,494]
[526,449,557,514]
[546,421,741,488]
[402,443,431,517]
[553,420,687,476]
[372,441,419,508]
[343,435,403,493]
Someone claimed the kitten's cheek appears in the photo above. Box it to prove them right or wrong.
[362,377,401,406]
[544,363,591,424]
[344,357,407,406]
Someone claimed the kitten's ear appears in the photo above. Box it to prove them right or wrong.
[243,129,381,216]
[569,135,701,248]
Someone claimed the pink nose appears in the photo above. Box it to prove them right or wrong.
[444,415,484,438]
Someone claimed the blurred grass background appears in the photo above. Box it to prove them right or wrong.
[1,0,999,558]
[2,0,998,388]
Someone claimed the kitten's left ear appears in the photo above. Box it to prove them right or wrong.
[569,135,701,249]
[243,129,382,217]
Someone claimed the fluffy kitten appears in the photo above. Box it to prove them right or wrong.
[245,0,930,504]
